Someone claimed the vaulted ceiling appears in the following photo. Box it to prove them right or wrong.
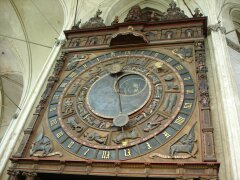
[0,0,64,141]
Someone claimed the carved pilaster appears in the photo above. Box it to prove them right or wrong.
[22,171,37,180]
[195,41,217,161]
[7,169,20,180]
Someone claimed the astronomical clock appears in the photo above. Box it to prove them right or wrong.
[9,2,219,180]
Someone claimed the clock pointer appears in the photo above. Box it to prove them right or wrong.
[113,79,129,129]
[107,64,129,129]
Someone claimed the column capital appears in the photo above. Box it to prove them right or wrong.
[208,20,226,34]
[22,171,37,180]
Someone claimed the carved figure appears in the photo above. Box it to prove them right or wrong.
[197,61,207,72]
[88,36,98,46]
[172,47,193,62]
[124,5,143,22]
[30,130,53,156]
[147,73,160,84]
[163,94,177,113]
[84,132,108,144]
[64,98,73,114]
[72,20,81,30]
[135,114,145,122]
[69,80,81,95]
[67,117,83,132]
[162,0,188,20]
[111,16,119,25]
[199,79,208,94]
[195,41,204,50]
[165,31,173,39]
[78,103,88,116]
[185,29,193,38]
[164,75,179,90]
[143,117,164,132]
[170,124,197,157]
[78,89,87,102]
[41,81,55,102]
[113,130,139,144]
[145,31,157,41]
[200,95,209,107]
[193,8,203,18]
[155,85,163,99]
[145,100,158,115]
[55,38,66,46]
[150,11,160,21]
[81,9,105,29]
[66,54,88,71]
[72,39,81,47]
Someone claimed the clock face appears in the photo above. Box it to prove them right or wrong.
[48,50,196,160]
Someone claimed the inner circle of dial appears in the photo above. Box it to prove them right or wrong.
[86,72,151,119]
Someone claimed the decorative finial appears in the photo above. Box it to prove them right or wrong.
[169,0,177,9]
[80,9,105,29]
[111,16,119,25]
[193,8,203,18]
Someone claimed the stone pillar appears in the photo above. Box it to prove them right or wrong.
[206,1,240,180]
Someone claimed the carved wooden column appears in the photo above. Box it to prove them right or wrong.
[195,41,216,161]
[7,169,20,180]
[22,172,37,180]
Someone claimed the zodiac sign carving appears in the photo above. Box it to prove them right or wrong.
[164,75,179,90]
[170,123,197,157]
[30,129,62,157]
[84,132,108,145]
[163,94,177,113]
[67,117,83,133]
[113,130,139,144]
[172,47,193,62]
[143,117,165,132]
[63,98,74,114]
[66,54,88,71]
[68,80,81,95]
